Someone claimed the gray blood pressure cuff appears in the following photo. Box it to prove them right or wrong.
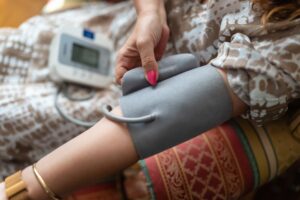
[102,54,233,158]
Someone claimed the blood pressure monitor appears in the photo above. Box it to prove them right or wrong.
[49,27,113,88]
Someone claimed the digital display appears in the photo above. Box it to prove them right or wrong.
[71,43,99,68]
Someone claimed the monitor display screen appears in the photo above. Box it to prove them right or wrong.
[71,43,99,68]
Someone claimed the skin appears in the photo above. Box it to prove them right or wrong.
[115,0,169,85]
[0,1,247,199]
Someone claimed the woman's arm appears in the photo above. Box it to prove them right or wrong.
[25,70,246,200]
[1,68,247,200]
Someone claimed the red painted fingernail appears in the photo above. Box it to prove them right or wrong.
[147,70,157,86]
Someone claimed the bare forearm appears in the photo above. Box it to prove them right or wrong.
[22,108,138,200]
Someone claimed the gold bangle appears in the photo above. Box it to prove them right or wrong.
[4,171,31,200]
[32,163,62,200]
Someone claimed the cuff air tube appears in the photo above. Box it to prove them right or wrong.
[102,54,233,158]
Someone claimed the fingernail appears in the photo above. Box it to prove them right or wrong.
[146,70,157,86]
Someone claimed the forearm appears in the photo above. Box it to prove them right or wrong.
[22,108,138,200]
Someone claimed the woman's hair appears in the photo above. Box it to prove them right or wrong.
[253,0,300,24]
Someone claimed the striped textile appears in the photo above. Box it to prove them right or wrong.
[141,116,300,200]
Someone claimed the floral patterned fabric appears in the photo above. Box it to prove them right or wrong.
[166,0,300,125]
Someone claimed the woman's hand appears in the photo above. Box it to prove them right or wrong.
[0,182,7,200]
[115,10,169,86]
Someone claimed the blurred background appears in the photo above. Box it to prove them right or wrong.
[0,0,47,27]
[0,0,114,27]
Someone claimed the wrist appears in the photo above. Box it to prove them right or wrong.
[137,9,168,26]
[134,0,166,17]
[22,166,50,200]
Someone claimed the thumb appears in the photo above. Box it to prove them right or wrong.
[136,38,158,86]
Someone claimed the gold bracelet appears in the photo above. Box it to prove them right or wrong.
[4,171,31,200]
[32,163,62,200]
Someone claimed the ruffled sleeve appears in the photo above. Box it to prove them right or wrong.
[210,26,300,124]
